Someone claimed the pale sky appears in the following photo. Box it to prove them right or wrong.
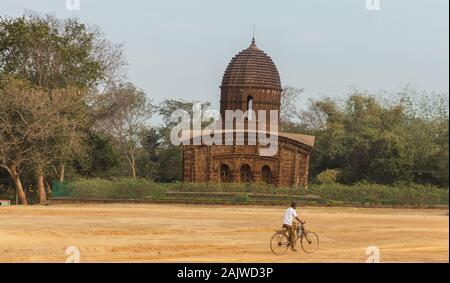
[1,0,449,109]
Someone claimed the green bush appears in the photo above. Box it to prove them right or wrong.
[316,169,341,184]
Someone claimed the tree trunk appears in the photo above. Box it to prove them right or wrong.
[131,155,136,178]
[58,163,65,182]
[45,178,52,194]
[10,167,28,205]
[124,147,137,178]
[37,166,48,205]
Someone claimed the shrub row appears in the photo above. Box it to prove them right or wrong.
[47,178,449,207]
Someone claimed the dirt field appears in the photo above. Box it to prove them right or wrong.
[0,204,448,263]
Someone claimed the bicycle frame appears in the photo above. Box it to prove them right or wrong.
[271,222,319,255]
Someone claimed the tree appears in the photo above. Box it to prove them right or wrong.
[136,128,161,178]
[395,89,449,186]
[0,78,50,204]
[0,13,126,183]
[32,87,88,204]
[96,83,153,178]
[293,88,449,186]
[71,132,121,178]
[0,12,125,91]
[280,86,303,126]
[0,77,89,204]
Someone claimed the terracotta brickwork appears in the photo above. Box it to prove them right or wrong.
[182,39,315,188]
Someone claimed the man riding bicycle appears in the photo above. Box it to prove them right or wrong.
[283,202,304,252]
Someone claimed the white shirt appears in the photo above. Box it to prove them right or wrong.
[283,207,297,225]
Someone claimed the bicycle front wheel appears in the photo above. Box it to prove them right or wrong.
[301,231,319,253]
[270,232,290,255]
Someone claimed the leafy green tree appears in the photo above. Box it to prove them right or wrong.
[71,132,121,178]
[0,12,124,90]
[136,128,161,178]
[156,147,183,182]
[287,89,448,186]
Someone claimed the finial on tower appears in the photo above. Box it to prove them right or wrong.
[252,25,256,44]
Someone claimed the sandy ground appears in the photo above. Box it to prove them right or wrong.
[0,204,448,263]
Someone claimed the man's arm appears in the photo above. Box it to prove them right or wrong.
[295,216,304,224]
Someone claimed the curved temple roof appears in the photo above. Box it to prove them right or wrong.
[181,129,315,148]
[221,39,282,90]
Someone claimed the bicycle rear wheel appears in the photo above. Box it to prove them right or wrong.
[301,231,319,253]
[270,232,290,255]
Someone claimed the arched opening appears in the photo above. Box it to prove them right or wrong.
[220,164,231,183]
[240,164,252,183]
[247,96,253,120]
[261,165,272,184]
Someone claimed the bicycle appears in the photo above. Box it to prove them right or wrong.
[270,222,319,255]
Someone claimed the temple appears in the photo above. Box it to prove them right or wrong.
[182,39,315,188]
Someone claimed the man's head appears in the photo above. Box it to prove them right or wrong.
[291,202,297,209]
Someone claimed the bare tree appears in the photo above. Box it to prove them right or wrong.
[281,86,304,123]
[0,77,87,204]
[96,83,153,178]
[0,78,52,204]
[296,99,329,133]
[31,87,88,204]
